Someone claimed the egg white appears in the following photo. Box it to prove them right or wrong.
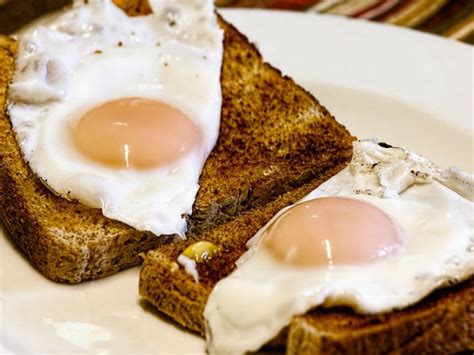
[8,0,223,237]
[204,140,474,354]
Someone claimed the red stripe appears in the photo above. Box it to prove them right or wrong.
[354,0,401,19]
[349,0,395,18]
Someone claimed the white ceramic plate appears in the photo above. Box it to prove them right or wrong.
[1,9,472,354]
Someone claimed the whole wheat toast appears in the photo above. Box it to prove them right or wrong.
[140,226,473,354]
[140,166,473,353]
[0,2,353,283]
[137,8,474,355]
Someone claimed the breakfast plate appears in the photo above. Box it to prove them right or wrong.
[1,9,472,354]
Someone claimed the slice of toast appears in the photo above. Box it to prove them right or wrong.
[138,11,474,355]
[0,3,353,283]
[140,226,473,354]
[139,172,346,337]
[140,174,473,353]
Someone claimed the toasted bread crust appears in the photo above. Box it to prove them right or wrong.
[0,34,170,282]
[0,4,353,283]
[138,12,474,355]
[287,277,474,354]
[189,15,354,235]
[141,191,474,354]
[139,168,348,335]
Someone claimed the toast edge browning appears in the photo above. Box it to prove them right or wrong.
[0,3,354,283]
[140,187,474,353]
[0,36,169,283]
[138,14,474,355]
[189,14,355,234]
[286,277,474,354]
[138,161,351,336]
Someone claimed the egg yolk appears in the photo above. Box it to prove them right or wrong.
[262,197,402,267]
[72,98,201,169]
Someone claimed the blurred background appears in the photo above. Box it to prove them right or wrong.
[1,0,473,43]
[215,0,474,43]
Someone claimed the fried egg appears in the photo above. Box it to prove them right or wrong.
[8,0,223,237]
[204,140,474,354]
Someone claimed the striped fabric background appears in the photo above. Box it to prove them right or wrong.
[216,0,474,44]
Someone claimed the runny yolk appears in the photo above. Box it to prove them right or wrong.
[72,97,201,169]
[262,197,402,267]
